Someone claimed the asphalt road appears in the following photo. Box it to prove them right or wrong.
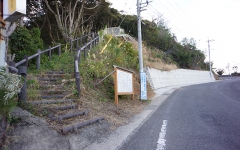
[120,77,240,150]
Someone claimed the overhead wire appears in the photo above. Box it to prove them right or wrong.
[164,0,189,22]
[165,0,206,44]
[154,0,182,22]
[170,0,204,34]
[154,0,190,28]
[172,0,191,19]
[118,0,138,34]
[118,0,136,27]
[149,0,204,41]
[148,4,184,34]
[121,0,129,12]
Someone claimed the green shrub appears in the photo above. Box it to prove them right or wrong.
[0,67,22,147]
[9,27,44,62]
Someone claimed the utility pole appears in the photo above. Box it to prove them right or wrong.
[207,38,214,76]
[137,0,148,100]
[137,0,143,73]
[0,0,6,68]
[226,63,230,75]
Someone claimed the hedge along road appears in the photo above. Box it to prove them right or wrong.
[120,77,240,150]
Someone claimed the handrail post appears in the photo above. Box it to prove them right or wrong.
[74,56,76,78]
[75,71,80,98]
[90,33,94,49]
[58,43,61,56]
[37,50,41,69]
[84,47,87,60]
[18,66,27,102]
[80,37,82,47]
[23,55,28,67]
[70,39,73,52]
[77,39,79,49]
[78,50,81,62]
[9,61,16,73]
[74,56,80,98]
[94,33,97,47]
[49,46,52,60]
[93,33,96,47]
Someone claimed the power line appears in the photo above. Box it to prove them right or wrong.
[155,0,182,22]
[148,4,184,34]
[164,0,189,22]
[148,5,168,22]
[154,0,190,28]
[121,0,129,12]
[172,0,191,19]
[127,18,138,34]
[118,0,135,27]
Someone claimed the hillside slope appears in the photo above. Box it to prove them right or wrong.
[6,34,181,149]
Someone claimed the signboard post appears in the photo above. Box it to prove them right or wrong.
[114,66,134,105]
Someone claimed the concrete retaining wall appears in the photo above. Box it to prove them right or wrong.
[146,68,215,90]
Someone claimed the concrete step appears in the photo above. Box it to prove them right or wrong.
[29,99,77,105]
[40,95,65,99]
[38,78,58,82]
[61,117,105,134]
[50,110,88,122]
[45,71,65,74]
[40,90,66,95]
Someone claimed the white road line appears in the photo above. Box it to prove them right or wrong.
[156,120,168,150]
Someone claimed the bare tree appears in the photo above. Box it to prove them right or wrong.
[43,0,101,42]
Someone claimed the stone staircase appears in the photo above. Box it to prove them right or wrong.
[28,71,104,134]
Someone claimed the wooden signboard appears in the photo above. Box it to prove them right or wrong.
[114,66,134,105]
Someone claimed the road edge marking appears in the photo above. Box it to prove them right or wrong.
[156,120,168,150]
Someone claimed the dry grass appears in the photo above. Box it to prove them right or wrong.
[66,36,175,129]
[76,75,155,130]
[130,38,177,71]
[24,36,174,133]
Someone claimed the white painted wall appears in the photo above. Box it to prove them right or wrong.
[146,68,215,90]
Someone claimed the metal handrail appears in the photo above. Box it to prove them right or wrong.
[9,33,99,102]
[74,33,99,98]
[15,44,61,67]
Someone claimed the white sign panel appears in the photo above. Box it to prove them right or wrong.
[140,72,147,100]
[3,0,26,22]
[117,69,133,93]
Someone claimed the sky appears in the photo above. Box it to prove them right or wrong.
[107,0,240,74]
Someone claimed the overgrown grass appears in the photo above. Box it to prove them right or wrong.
[24,35,140,103]
[79,35,139,99]
[28,51,74,75]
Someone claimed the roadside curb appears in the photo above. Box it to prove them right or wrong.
[85,86,179,150]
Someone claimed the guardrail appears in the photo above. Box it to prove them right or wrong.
[8,44,62,102]
[70,33,92,52]
[74,33,99,98]
[14,44,62,69]
[8,33,99,101]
